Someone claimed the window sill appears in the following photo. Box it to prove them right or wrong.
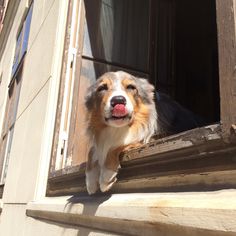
[27,190,236,235]
[47,124,236,196]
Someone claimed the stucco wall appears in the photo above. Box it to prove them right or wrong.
[0,0,68,234]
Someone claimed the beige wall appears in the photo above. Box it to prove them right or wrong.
[0,0,70,234]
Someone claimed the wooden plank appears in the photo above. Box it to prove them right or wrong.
[47,125,236,196]
[66,1,88,167]
[121,124,222,163]
[216,0,236,135]
[26,208,236,236]
[47,170,236,197]
[114,170,236,193]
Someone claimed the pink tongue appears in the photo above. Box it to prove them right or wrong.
[112,104,127,117]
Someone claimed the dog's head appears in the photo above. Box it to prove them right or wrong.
[85,71,156,129]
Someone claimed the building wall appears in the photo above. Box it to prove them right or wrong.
[0,0,71,235]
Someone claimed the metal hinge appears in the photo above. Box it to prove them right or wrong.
[60,131,68,155]
[69,47,77,68]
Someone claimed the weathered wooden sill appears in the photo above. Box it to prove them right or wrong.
[26,191,236,236]
[47,124,236,196]
[26,209,176,236]
[26,208,235,236]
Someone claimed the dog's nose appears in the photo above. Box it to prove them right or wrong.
[110,96,126,107]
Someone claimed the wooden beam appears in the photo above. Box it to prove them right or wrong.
[216,0,236,135]
[26,208,236,236]
[47,124,236,196]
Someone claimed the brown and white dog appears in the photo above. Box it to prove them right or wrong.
[84,71,204,194]
[85,71,157,194]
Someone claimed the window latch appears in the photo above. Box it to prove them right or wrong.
[60,131,68,155]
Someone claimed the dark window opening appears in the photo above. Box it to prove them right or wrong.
[152,0,220,125]
[84,0,220,129]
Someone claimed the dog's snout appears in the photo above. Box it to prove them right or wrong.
[110,96,126,107]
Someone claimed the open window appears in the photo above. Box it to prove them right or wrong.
[48,0,236,196]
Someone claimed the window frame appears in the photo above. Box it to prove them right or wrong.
[47,0,236,196]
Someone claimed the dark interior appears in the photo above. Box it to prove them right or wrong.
[84,0,220,126]
[153,0,220,124]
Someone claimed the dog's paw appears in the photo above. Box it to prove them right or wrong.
[86,179,99,195]
[86,169,100,195]
[99,168,118,192]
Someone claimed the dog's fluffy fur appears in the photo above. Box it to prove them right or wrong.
[85,71,157,194]
[85,71,203,194]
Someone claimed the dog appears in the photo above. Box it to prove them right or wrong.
[84,71,204,194]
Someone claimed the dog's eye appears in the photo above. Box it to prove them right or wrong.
[126,84,136,90]
[97,84,108,92]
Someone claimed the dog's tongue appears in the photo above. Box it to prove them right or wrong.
[112,104,127,117]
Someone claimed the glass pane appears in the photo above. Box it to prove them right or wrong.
[83,0,150,71]
[21,3,33,58]
[12,30,23,76]
[11,3,33,77]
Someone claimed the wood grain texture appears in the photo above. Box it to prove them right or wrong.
[47,124,236,196]
[26,208,236,236]
[216,0,236,135]
[66,1,87,167]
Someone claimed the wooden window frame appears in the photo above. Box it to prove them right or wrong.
[47,0,236,196]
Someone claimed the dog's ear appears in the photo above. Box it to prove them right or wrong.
[134,77,155,104]
[85,82,97,111]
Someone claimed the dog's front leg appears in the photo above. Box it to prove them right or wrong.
[99,147,122,192]
[99,142,143,192]
[86,147,100,195]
